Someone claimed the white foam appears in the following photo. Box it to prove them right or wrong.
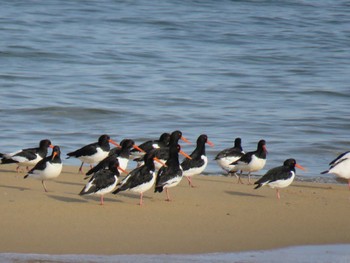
[1,244,350,263]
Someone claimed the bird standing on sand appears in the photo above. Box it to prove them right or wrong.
[0,139,53,172]
[85,139,144,178]
[181,134,214,187]
[155,144,190,201]
[230,139,267,184]
[321,151,350,190]
[79,157,121,205]
[24,145,63,192]
[66,134,120,173]
[113,152,163,206]
[254,158,305,199]
[215,137,244,175]
[147,130,190,170]
[130,132,171,157]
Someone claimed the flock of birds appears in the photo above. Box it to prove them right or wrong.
[1,130,349,205]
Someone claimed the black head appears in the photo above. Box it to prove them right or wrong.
[39,139,53,148]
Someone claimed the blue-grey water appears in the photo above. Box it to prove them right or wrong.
[1,0,350,183]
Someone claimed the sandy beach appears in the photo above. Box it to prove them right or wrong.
[0,164,350,255]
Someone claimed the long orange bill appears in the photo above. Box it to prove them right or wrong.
[263,145,268,153]
[117,166,128,174]
[133,145,146,153]
[181,136,191,144]
[49,144,54,149]
[180,150,192,160]
[295,163,306,171]
[153,157,167,167]
[52,151,58,161]
[109,139,121,148]
[206,140,214,147]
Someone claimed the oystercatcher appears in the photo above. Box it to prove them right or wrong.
[215,137,244,175]
[230,139,267,184]
[79,157,121,205]
[254,158,305,199]
[154,144,191,201]
[24,145,62,192]
[66,134,120,173]
[113,151,163,205]
[321,151,350,190]
[1,139,53,172]
[181,134,214,187]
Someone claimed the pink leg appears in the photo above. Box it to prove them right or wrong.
[165,188,171,201]
[276,189,280,199]
[78,162,84,174]
[247,172,253,185]
[100,195,104,205]
[42,180,48,192]
[139,193,143,206]
[186,176,195,188]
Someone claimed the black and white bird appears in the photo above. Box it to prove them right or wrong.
[181,134,214,187]
[144,130,190,170]
[66,134,120,173]
[154,144,190,201]
[254,158,305,199]
[85,139,144,178]
[79,157,121,205]
[24,145,63,192]
[321,151,350,190]
[230,139,268,184]
[113,152,163,206]
[0,139,53,172]
[130,132,170,157]
[215,137,244,175]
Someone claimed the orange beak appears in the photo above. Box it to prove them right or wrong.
[263,145,268,153]
[181,136,191,144]
[153,157,167,167]
[180,150,192,160]
[117,166,128,174]
[49,144,54,149]
[52,151,57,160]
[133,144,146,153]
[206,140,214,147]
[109,139,121,148]
[295,163,306,171]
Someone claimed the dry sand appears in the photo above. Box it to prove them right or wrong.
[0,164,349,255]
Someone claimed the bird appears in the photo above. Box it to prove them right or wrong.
[130,132,170,157]
[254,158,305,199]
[181,134,214,187]
[24,145,63,192]
[113,151,163,206]
[148,130,190,170]
[84,139,144,178]
[66,134,120,173]
[0,139,53,172]
[215,137,244,176]
[321,151,350,190]
[230,139,267,184]
[154,144,191,201]
[79,157,121,205]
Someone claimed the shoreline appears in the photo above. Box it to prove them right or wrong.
[1,164,350,255]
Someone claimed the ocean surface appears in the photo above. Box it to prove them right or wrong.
[1,0,350,183]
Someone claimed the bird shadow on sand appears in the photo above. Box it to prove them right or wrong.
[225,190,265,198]
[292,184,333,190]
[79,195,122,204]
[55,180,85,187]
[0,184,31,191]
[47,194,88,203]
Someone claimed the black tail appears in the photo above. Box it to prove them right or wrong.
[0,158,17,165]
[24,174,29,179]
[112,188,120,195]
[320,170,328,174]
[254,183,262,189]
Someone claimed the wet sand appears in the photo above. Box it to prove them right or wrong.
[0,164,349,255]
